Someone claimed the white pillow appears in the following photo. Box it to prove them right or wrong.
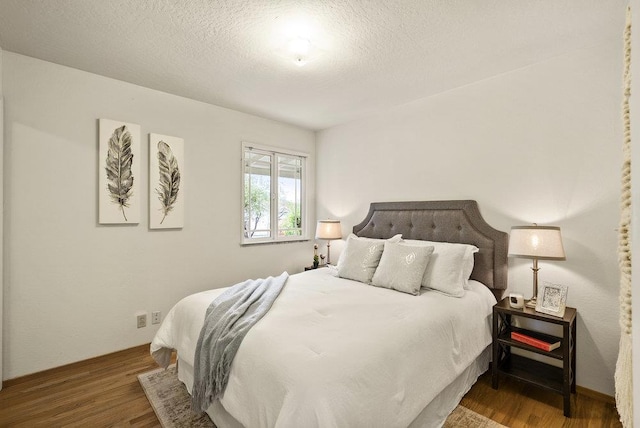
[371,242,434,295]
[460,246,477,288]
[337,234,402,283]
[403,240,478,297]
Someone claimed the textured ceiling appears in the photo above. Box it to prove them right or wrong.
[0,0,626,130]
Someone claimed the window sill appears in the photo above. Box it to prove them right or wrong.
[240,238,310,246]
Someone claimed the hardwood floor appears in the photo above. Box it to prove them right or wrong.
[0,345,161,427]
[462,373,622,428]
[0,344,622,427]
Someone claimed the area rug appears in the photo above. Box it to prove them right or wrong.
[139,365,507,428]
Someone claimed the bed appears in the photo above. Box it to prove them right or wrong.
[151,200,508,428]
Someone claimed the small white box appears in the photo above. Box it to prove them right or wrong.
[508,293,524,309]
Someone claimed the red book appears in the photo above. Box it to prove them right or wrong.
[511,331,561,352]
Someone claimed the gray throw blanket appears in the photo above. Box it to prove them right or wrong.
[191,272,289,413]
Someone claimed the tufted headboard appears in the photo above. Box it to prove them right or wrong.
[352,200,508,300]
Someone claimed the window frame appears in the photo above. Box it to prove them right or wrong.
[241,142,308,245]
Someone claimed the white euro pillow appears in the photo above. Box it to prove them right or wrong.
[403,239,479,297]
[371,242,434,295]
[337,234,402,283]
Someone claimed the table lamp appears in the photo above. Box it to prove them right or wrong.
[315,220,342,265]
[508,224,566,308]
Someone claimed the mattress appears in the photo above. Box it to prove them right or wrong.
[151,268,497,428]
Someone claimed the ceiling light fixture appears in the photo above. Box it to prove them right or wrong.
[288,36,312,66]
[271,15,327,67]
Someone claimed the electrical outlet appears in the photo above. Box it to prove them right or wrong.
[137,314,147,328]
[152,311,161,325]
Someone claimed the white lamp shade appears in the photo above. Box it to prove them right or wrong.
[315,220,342,240]
[508,226,566,260]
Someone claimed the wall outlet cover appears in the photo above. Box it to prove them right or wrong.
[152,311,161,324]
[137,314,147,328]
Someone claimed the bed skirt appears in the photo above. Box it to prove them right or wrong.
[175,346,491,428]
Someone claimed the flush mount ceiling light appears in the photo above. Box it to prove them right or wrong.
[288,36,312,66]
[281,35,323,67]
[271,17,325,67]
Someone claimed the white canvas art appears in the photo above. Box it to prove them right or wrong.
[149,134,184,229]
[98,119,141,224]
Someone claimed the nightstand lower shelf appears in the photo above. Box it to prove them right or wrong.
[496,354,564,393]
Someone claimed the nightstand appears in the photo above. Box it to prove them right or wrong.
[492,297,577,417]
[304,264,327,271]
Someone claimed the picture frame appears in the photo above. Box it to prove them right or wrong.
[535,281,568,317]
[149,133,185,229]
[98,119,141,224]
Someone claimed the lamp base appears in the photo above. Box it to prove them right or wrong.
[526,298,537,308]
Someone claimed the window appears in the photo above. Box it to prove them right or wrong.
[242,143,307,244]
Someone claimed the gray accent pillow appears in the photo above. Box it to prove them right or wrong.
[371,243,434,295]
[337,234,401,283]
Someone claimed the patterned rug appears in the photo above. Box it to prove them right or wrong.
[139,365,507,428]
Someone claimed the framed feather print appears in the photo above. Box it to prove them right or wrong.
[98,119,141,224]
[149,134,184,229]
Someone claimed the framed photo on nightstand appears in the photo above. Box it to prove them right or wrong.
[536,281,568,317]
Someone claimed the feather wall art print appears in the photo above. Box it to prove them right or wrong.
[149,134,184,229]
[98,119,141,224]
[106,126,134,219]
[156,141,180,223]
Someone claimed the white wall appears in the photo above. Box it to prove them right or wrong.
[1,52,316,379]
[317,40,622,396]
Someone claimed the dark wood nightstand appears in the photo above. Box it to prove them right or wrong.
[304,264,327,271]
[492,297,577,417]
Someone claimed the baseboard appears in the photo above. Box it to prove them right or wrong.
[2,343,151,388]
[577,385,615,405]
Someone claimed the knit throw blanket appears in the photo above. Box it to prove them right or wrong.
[191,272,289,414]
[615,6,633,428]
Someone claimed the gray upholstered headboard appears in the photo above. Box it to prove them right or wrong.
[352,200,508,300]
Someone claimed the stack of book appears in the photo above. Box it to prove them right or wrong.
[511,331,561,351]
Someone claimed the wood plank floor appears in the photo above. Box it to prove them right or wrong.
[462,373,622,428]
[0,344,622,427]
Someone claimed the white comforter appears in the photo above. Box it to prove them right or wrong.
[151,268,496,428]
